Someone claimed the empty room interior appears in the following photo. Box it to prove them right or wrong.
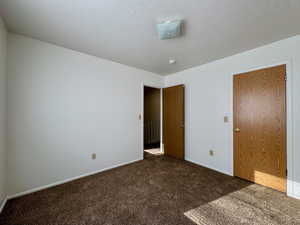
[1,1,300,225]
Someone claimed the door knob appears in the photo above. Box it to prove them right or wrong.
[234,128,240,132]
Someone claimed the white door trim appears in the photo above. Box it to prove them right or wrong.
[141,83,163,159]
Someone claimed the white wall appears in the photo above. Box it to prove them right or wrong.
[6,32,300,200]
[7,34,163,196]
[0,17,7,208]
[165,35,300,199]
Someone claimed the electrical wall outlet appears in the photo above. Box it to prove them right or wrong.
[209,150,214,156]
[92,153,96,160]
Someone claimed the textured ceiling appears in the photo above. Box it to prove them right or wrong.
[1,0,300,75]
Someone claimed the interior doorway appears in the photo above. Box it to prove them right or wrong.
[142,84,185,160]
[233,64,287,192]
[143,86,163,157]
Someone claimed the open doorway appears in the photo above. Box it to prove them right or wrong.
[142,84,185,160]
[143,86,163,158]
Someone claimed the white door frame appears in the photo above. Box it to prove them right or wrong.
[141,83,163,159]
[230,60,294,198]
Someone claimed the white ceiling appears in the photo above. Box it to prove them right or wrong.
[1,0,300,75]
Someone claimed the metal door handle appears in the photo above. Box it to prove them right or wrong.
[234,128,240,132]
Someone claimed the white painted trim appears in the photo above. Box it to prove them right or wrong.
[287,193,300,201]
[229,60,295,198]
[186,158,232,177]
[160,88,164,153]
[0,196,8,214]
[8,158,142,200]
[288,194,300,200]
[141,82,163,159]
[285,60,294,198]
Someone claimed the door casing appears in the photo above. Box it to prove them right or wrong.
[141,83,163,159]
[141,83,185,160]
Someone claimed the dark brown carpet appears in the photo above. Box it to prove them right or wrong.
[1,153,300,225]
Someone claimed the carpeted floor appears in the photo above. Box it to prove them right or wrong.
[1,153,300,225]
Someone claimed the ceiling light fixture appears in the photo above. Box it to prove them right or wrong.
[157,20,182,40]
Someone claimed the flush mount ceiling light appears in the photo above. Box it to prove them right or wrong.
[157,20,182,40]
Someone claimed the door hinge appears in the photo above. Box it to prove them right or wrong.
[285,75,287,81]
[286,169,288,176]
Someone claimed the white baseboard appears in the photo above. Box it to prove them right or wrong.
[6,157,300,202]
[185,158,232,177]
[0,196,8,214]
[8,158,142,200]
[287,193,300,200]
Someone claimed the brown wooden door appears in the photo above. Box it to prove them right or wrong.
[163,85,185,160]
[233,65,287,192]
